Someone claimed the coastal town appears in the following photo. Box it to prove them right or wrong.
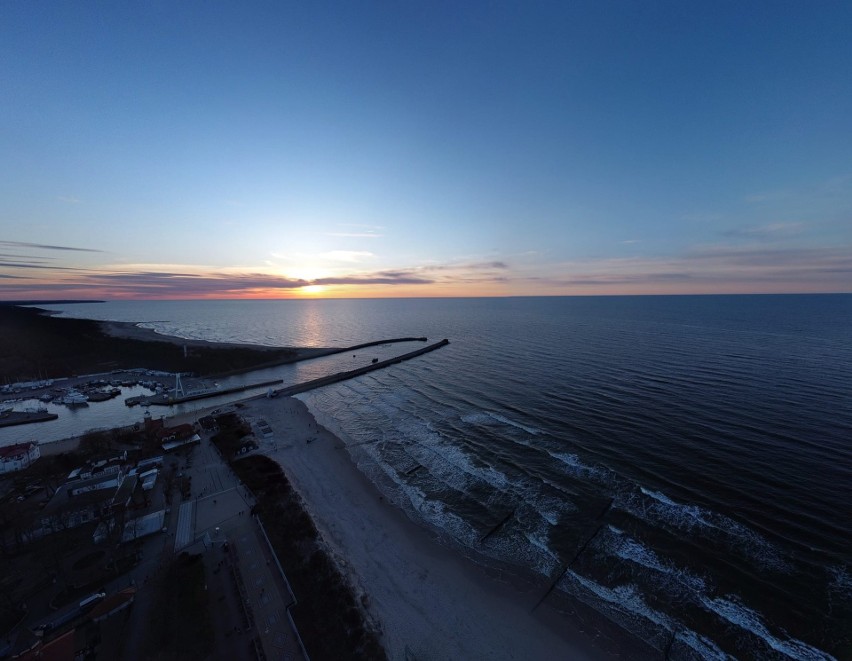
[1,397,271,658]
[0,306,464,661]
[0,305,412,661]
[1,387,391,660]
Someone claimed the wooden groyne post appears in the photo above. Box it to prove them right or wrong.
[531,497,614,612]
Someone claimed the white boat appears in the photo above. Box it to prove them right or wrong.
[60,391,89,406]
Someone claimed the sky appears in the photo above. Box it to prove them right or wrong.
[1,1,851,299]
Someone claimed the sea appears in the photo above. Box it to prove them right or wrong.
[5,296,852,659]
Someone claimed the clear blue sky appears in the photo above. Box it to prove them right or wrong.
[2,1,851,298]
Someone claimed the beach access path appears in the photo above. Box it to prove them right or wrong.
[243,396,603,661]
[113,405,305,661]
[176,417,306,660]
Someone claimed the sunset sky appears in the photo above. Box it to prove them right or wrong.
[2,2,851,299]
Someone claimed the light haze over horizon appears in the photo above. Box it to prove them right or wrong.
[2,2,851,300]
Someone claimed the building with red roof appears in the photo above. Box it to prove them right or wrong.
[0,441,40,474]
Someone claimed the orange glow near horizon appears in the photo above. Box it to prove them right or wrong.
[5,260,852,302]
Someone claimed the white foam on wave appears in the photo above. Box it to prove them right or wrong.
[534,493,577,525]
[616,487,791,573]
[522,527,561,575]
[603,526,708,594]
[561,571,788,660]
[562,570,673,631]
[359,433,563,576]
[402,420,513,492]
[699,595,836,661]
[342,398,576,564]
[482,522,562,577]
[405,429,574,540]
[596,527,831,660]
[358,442,482,547]
[640,487,679,507]
[673,629,733,661]
[460,411,496,426]
[550,452,611,484]
[460,410,542,435]
[827,564,852,603]
[406,423,581,533]
[300,381,570,578]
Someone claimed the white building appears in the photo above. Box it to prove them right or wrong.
[0,442,40,473]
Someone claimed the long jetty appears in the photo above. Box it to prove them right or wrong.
[213,336,429,377]
[129,338,448,407]
[272,339,450,398]
[146,378,285,406]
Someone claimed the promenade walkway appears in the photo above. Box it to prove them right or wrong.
[174,500,194,551]
[184,430,307,660]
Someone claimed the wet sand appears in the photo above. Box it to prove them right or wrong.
[242,396,603,660]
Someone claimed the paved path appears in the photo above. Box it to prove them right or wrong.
[179,429,306,660]
[231,523,304,660]
[174,500,194,551]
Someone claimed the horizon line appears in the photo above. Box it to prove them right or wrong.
[4,291,851,305]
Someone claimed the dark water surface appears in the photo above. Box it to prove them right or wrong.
[32,296,852,658]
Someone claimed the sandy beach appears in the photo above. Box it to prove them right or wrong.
[238,395,603,660]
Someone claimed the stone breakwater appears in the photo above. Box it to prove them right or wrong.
[271,339,450,398]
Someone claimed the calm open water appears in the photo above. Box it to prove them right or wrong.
[22,296,852,658]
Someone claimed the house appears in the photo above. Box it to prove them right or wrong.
[65,451,127,483]
[0,441,40,473]
[40,473,138,535]
[156,423,195,443]
[68,470,124,497]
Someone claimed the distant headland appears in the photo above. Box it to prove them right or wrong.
[0,300,105,306]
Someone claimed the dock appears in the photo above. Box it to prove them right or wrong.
[130,379,285,407]
[0,410,59,428]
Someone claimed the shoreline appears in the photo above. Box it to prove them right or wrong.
[99,320,298,352]
[243,395,607,660]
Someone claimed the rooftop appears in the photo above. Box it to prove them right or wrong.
[0,441,37,459]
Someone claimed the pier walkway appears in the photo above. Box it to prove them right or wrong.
[271,338,450,398]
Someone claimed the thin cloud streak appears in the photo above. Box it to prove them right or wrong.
[419,260,509,272]
[1,265,438,299]
[721,223,805,240]
[0,241,103,253]
[534,245,852,293]
[0,260,91,271]
[325,232,384,238]
[315,275,433,286]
